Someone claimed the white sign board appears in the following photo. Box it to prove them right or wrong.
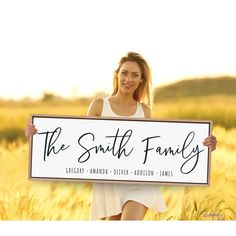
[29,114,212,186]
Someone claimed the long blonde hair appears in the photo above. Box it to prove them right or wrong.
[111,52,153,108]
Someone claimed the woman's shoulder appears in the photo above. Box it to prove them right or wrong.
[140,102,151,118]
[91,98,104,106]
[87,98,104,116]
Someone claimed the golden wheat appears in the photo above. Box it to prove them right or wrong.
[0,99,235,220]
[0,126,235,220]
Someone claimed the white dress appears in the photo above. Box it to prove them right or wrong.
[89,97,168,220]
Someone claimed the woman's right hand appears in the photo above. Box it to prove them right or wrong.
[25,122,38,138]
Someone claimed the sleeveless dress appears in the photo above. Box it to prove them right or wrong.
[89,97,168,220]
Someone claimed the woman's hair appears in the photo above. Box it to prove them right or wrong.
[111,51,152,108]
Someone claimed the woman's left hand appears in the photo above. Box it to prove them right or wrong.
[202,135,217,152]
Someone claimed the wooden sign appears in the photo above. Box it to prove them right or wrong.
[29,114,212,186]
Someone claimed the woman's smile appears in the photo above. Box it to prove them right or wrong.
[122,82,133,89]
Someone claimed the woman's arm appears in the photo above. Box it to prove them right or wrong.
[87,98,103,116]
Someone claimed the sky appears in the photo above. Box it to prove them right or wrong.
[0,0,235,100]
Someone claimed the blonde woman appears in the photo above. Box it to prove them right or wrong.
[87,52,217,220]
[25,52,217,221]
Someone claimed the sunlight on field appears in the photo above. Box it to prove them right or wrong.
[1,95,235,143]
[0,126,235,220]
[0,98,235,220]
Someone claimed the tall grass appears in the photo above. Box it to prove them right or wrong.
[0,96,235,220]
[0,126,234,220]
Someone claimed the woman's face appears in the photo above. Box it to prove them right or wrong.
[117,61,143,95]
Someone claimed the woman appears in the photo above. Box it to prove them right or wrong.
[25,52,217,221]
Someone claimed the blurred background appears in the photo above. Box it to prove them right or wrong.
[0,0,235,220]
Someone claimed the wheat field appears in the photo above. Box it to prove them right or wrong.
[0,98,235,220]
